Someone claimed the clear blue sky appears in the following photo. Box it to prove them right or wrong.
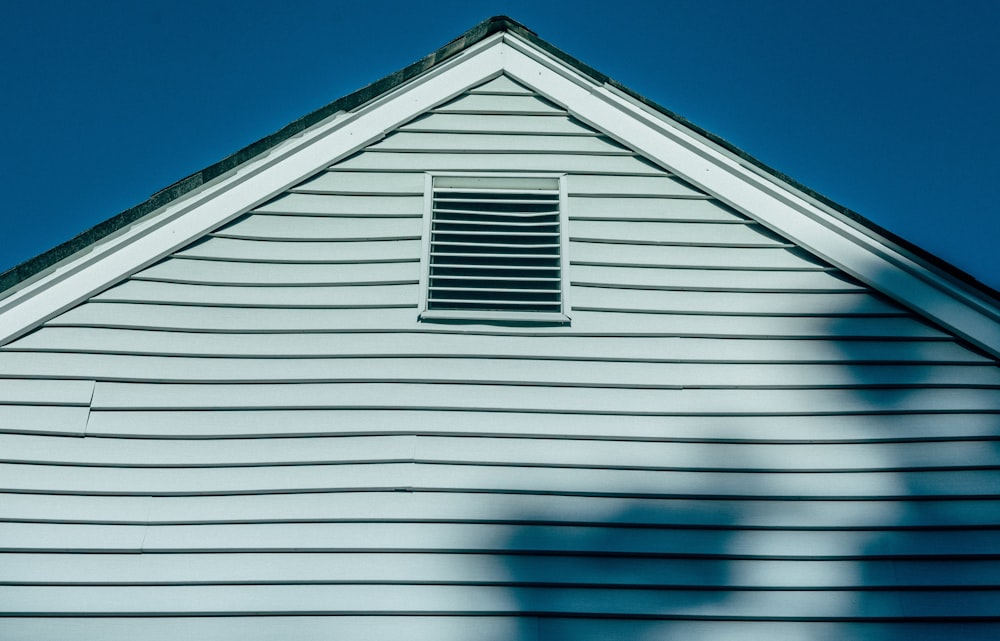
[2,1,998,290]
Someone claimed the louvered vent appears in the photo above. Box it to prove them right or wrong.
[426,175,564,316]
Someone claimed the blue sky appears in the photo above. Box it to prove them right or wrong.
[2,1,998,290]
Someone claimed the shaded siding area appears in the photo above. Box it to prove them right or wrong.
[2,75,999,640]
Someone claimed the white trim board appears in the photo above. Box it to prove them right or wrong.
[1,30,999,359]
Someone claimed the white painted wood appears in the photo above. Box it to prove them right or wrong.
[371,132,627,154]
[4,618,997,641]
[7,552,999,588]
[434,93,564,114]
[0,433,415,466]
[134,258,420,286]
[400,112,593,134]
[4,520,996,556]
[4,489,991,529]
[570,265,865,292]
[213,215,422,241]
[571,287,903,316]
[3,432,997,471]
[12,327,980,361]
[83,408,1000,442]
[88,381,1000,413]
[4,583,1000,618]
[45,301,946,337]
[0,522,145,552]
[292,171,425,194]
[334,151,666,174]
[252,192,424,216]
[175,238,422,263]
[91,281,418,308]
[569,196,747,221]
[0,405,89,435]
[569,241,828,269]
[468,75,534,94]
[0,616,537,641]
[2,352,996,388]
[566,174,708,196]
[0,379,93,405]
[570,220,786,246]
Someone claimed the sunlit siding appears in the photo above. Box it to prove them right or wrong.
[2,75,999,640]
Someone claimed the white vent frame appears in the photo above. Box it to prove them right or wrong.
[418,172,571,323]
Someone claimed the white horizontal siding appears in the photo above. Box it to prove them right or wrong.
[9,328,978,361]
[369,131,629,154]
[87,381,1000,413]
[5,521,1000,556]
[6,491,1000,528]
[91,281,418,308]
[2,353,997,387]
[568,196,745,220]
[3,75,998,633]
[253,192,424,215]
[214,214,422,241]
[175,237,422,262]
[45,302,950,337]
[80,409,1000,441]
[135,258,420,286]
[291,171,425,194]
[7,552,1000,588]
[2,433,998,471]
[3,618,997,641]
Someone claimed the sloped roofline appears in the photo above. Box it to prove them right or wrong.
[0,15,1000,302]
[2,15,997,304]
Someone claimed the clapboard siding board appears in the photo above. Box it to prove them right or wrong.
[290,171,425,194]
[134,258,421,286]
[8,328,980,361]
[4,584,1000,618]
[5,521,1000,557]
[370,132,630,154]
[434,92,566,114]
[7,491,1000,529]
[8,553,1000,588]
[568,196,748,221]
[91,281,418,308]
[569,242,832,269]
[570,266,867,292]
[3,353,999,388]
[400,112,599,136]
[334,151,668,173]
[214,214,423,241]
[45,302,951,337]
[570,220,786,246]
[88,381,1000,413]
[253,192,424,215]
[5,459,998,498]
[81,409,1000,441]
[3,619,998,641]
[175,237,422,263]
[0,405,90,436]
[469,75,536,94]
[2,433,999,471]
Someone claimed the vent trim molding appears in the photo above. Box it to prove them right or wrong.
[419,173,571,324]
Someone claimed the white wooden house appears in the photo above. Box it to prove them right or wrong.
[1,16,999,640]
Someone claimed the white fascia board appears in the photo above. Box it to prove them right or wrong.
[499,33,1000,358]
[0,34,507,346]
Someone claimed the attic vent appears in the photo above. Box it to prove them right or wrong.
[421,175,568,322]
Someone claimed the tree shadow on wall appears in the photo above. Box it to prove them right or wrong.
[490,270,1000,640]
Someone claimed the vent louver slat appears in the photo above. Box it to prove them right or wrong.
[428,180,563,314]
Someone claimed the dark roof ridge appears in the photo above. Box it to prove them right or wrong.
[2,15,997,305]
